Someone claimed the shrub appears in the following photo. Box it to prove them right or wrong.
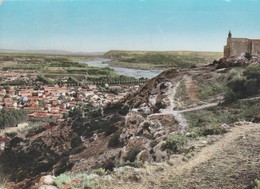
[244,53,252,60]
[150,140,158,148]
[227,78,246,95]
[224,89,237,103]
[70,145,85,155]
[225,64,260,102]
[54,173,93,189]
[126,147,142,162]
[155,101,166,109]
[245,79,258,96]
[36,75,54,86]
[244,64,260,81]
[24,125,46,138]
[92,168,107,176]
[225,78,246,102]
[251,178,260,189]
[54,174,72,187]
[107,133,123,148]
[200,125,227,136]
[161,134,187,153]
[5,131,17,138]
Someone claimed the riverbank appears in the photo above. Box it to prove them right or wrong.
[82,58,162,79]
[104,50,223,70]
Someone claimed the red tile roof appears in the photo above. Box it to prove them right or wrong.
[0,138,10,142]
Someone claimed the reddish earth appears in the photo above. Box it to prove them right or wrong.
[185,76,199,103]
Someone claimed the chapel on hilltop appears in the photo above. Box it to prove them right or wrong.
[224,31,260,58]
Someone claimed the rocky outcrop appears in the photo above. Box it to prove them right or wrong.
[214,55,260,69]
[118,69,179,108]
[0,125,80,184]
[2,69,182,188]
[67,69,182,172]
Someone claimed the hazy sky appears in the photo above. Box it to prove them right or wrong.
[0,0,260,52]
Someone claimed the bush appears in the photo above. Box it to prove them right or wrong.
[92,168,107,176]
[225,64,260,102]
[250,178,260,189]
[200,125,227,136]
[107,133,123,148]
[126,147,142,162]
[70,145,85,155]
[224,89,237,103]
[245,79,258,96]
[227,78,246,95]
[161,134,187,153]
[244,53,252,60]
[155,101,166,109]
[244,64,260,81]
[5,131,17,138]
[54,173,93,189]
[36,75,54,86]
[150,140,158,148]
[24,125,46,138]
[54,174,72,187]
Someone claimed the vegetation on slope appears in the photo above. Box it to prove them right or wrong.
[0,109,27,129]
[225,64,260,102]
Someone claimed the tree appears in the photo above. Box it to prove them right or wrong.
[0,109,28,129]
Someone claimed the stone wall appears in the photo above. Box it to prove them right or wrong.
[224,37,260,58]
[229,38,249,57]
[252,40,260,56]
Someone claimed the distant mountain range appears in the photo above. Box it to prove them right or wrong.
[0,49,104,56]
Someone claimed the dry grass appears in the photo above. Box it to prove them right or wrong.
[99,122,260,189]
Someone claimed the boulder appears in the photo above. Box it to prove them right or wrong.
[120,136,150,163]
[136,149,150,162]
[39,175,56,186]
[152,141,168,162]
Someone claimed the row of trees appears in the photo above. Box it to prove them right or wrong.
[0,109,28,129]
[36,75,54,86]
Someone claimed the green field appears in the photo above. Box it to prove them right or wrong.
[0,53,134,85]
[104,50,223,69]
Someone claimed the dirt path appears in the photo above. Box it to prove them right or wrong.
[185,75,199,103]
[110,122,260,189]
[158,122,260,189]
[159,122,259,178]
[179,102,219,113]
[148,77,189,133]
[148,76,221,134]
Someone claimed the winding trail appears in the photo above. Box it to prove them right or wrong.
[148,77,189,133]
[179,102,219,113]
[148,76,223,134]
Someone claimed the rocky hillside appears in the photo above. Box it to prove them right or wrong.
[1,63,260,189]
[0,68,182,188]
[214,54,260,69]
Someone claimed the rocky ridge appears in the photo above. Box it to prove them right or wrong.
[1,69,184,188]
[214,54,260,69]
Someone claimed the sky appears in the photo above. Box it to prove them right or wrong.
[0,0,260,52]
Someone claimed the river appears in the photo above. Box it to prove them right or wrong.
[82,58,162,79]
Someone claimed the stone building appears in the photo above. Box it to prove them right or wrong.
[224,31,260,58]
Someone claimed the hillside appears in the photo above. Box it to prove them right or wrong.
[104,50,223,70]
[1,62,260,189]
